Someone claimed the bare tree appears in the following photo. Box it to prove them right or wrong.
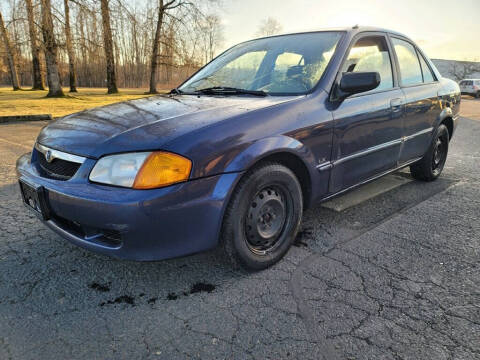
[149,0,168,94]
[149,0,192,94]
[25,0,45,90]
[64,0,77,92]
[256,17,282,37]
[200,14,223,63]
[100,0,118,94]
[0,0,224,90]
[0,10,21,90]
[40,0,64,97]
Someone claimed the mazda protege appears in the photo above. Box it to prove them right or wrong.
[17,26,460,270]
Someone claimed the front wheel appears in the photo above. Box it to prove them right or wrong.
[220,162,303,270]
[410,124,449,181]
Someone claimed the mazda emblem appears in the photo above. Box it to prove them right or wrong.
[45,150,53,163]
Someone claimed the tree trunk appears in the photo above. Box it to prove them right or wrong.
[0,11,21,90]
[64,0,77,92]
[40,0,64,97]
[25,0,45,90]
[100,0,118,94]
[149,0,164,94]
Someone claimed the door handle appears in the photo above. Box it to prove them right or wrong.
[390,98,403,112]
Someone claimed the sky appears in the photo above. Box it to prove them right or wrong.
[219,0,480,61]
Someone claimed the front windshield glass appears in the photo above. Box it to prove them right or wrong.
[179,32,344,95]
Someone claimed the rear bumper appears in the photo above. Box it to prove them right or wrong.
[16,153,241,261]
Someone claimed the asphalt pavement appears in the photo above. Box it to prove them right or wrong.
[0,99,479,359]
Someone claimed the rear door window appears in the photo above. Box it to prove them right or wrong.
[392,38,423,86]
[417,52,435,83]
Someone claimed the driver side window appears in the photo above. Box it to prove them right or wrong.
[342,36,394,92]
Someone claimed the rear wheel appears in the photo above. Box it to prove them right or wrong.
[476,91,480,99]
[220,163,303,270]
[410,124,449,181]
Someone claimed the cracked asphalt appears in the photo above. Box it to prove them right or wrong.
[1,99,479,359]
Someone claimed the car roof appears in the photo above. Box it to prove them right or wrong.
[251,26,412,42]
[333,25,410,38]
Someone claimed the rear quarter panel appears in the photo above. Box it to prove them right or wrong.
[437,77,461,132]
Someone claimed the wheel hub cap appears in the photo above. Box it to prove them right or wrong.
[433,139,443,165]
[246,187,286,250]
[432,136,447,173]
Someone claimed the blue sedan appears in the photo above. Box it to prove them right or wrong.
[16,26,460,269]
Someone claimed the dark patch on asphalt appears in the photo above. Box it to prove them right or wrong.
[294,227,313,247]
[166,293,178,301]
[148,297,158,304]
[189,282,215,294]
[89,282,110,292]
[100,295,135,307]
[164,282,216,301]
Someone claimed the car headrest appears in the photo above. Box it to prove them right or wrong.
[286,65,304,78]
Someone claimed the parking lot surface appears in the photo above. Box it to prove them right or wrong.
[0,99,479,359]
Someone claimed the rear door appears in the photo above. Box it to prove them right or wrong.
[329,33,405,193]
[390,37,442,163]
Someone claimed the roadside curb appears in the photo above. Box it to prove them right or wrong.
[0,114,52,123]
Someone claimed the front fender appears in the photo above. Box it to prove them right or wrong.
[223,135,317,173]
[222,135,328,206]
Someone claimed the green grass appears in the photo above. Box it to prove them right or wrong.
[0,87,163,118]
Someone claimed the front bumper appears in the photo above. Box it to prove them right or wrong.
[16,152,241,261]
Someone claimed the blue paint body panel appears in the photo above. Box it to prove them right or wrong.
[17,152,241,260]
[16,26,461,261]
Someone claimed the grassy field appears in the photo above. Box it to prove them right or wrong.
[0,87,160,118]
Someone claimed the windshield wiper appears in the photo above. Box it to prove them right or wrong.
[195,87,267,97]
[169,88,184,95]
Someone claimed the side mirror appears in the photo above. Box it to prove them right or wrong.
[333,72,381,101]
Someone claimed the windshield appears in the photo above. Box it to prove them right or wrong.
[179,32,343,95]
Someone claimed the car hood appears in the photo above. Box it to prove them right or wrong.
[37,94,298,159]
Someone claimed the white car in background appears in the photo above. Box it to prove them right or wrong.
[459,79,480,98]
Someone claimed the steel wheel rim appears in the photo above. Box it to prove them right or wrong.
[432,134,447,176]
[244,185,290,255]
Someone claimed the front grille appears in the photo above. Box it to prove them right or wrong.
[37,151,81,180]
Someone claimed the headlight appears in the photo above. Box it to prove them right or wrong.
[89,152,192,189]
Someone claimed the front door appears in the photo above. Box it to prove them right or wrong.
[329,34,404,193]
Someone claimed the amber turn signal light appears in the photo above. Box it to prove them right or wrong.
[132,152,192,189]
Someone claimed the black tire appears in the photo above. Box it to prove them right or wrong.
[476,92,480,99]
[220,162,303,270]
[410,124,449,182]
